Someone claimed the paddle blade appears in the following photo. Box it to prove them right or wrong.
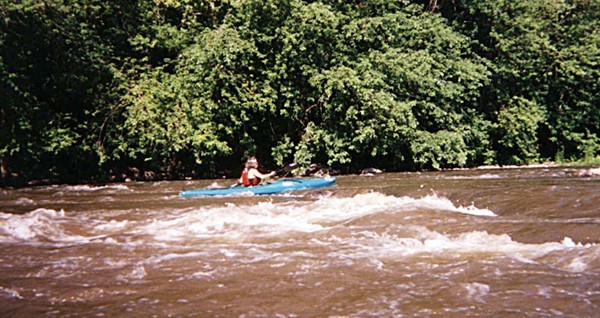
[276,163,297,177]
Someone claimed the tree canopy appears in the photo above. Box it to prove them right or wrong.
[1,0,598,185]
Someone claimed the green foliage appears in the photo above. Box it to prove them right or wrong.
[495,97,546,164]
[118,67,232,177]
[436,0,600,163]
[1,0,598,185]
[1,0,125,183]
[411,130,468,170]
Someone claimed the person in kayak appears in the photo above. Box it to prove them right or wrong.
[239,157,275,187]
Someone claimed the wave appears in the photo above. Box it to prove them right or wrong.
[60,184,132,192]
[138,193,496,241]
[0,209,103,245]
[1,193,597,273]
[0,193,501,245]
[330,228,597,262]
[441,173,502,180]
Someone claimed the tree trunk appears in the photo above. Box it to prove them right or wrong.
[1,156,6,181]
[428,0,438,12]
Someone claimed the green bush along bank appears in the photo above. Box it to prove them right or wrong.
[1,0,598,186]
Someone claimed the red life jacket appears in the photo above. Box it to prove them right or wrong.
[241,168,259,187]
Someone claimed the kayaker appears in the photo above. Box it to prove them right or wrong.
[239,157,275,187]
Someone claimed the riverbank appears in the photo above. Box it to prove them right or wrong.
[3,160,600,189]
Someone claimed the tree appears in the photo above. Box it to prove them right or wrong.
[1,0,124,184]
[435,0,600,163]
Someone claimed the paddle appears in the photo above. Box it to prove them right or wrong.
[275,162,297,177]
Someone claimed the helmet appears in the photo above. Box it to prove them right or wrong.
[245,157,258,168]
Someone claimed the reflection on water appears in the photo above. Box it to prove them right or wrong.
[1,167,599,317]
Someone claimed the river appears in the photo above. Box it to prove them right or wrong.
[1,166,599,317]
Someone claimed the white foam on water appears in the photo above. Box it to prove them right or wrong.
[94,219,129,231]
[407,193,496,216]
[327,227,598,272]
[542,238,600,272]
[143,251,212,265]
[127,193,600,271]
[206,181,227,189]
[0,209,65,242]
[136,193,495,243]
[445,173,502,180]
[14,197,35,206]
[116,264,147,282]
[463,282,490,302]
[566,257,588,272]
[0,209,100,245]
[62,184,132,192]
[2,193,596,273]
[0,193,495,246]
[561,237,595,248]
[0,286,24,300]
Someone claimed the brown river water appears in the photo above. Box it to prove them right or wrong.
[1,166,599,317]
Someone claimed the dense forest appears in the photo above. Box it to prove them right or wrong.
[1,0,598,186]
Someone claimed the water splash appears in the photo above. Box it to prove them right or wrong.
[1,193,596,273]
[0,209,101,245]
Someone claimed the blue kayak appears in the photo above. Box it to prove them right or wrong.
[179,177,336,197]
